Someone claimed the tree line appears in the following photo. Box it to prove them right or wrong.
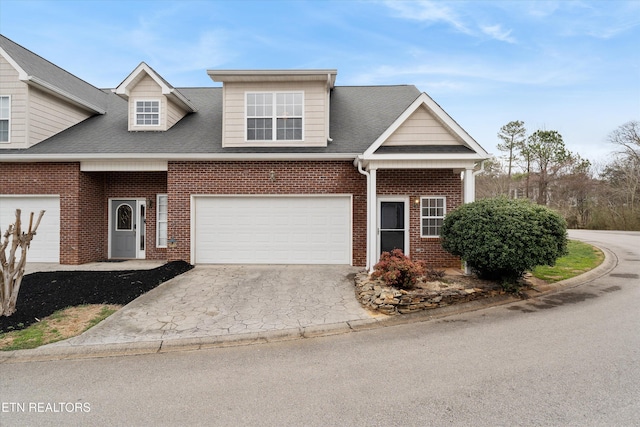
[476,120,640,230]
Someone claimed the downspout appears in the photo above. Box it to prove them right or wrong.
[474,160,486,177]
[355,157,370,271]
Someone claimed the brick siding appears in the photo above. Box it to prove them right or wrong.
[377,169,462,268]
[167,161,368,265]
[1,162,461,268]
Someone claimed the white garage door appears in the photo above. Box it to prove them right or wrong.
[0,196,60,263]
[193,196,351,264]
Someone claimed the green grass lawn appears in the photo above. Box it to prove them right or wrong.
[532,240,604,282]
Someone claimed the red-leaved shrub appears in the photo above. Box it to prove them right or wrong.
[372,249,425,289]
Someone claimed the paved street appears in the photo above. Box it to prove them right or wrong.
[1,230,639,426]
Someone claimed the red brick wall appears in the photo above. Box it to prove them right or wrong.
[1,161,461,268]
[103,172,168,260]
[76,171,106,263]
[0,163,168,264]
[377,169,462,268]
[167,161,368,265]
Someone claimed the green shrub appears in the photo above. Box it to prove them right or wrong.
[440,197,568,285]
[372,249,425,289]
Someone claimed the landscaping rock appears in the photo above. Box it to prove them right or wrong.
[354,271,506,316]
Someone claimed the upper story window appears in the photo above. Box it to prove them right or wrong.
[135,100,160,126]
[421,197,446,237]
[246,92,303,141]
[0,96,10,143]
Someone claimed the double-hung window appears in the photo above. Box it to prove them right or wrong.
[136,100,160,126]
[421,197,446,237]
[156,194,168,247]
[0,96,10,143]
[246,92,303,141]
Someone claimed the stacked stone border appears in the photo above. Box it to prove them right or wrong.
[354,272,507,315]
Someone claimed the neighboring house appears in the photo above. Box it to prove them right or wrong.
[0,34,490,270]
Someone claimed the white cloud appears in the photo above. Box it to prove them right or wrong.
[480,24,516,43]
[383,0,472,35]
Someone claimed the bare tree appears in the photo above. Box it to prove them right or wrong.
[475,157,511,199]
[608,120,640,164]
[1,209,45,317]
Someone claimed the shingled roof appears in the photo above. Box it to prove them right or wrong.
[2,85,423,157]
[0,34,107,113]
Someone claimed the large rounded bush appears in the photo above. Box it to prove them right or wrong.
[440,197,568,283]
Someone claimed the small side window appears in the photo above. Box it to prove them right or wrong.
[156,194,168,247]
[0,95,10,143]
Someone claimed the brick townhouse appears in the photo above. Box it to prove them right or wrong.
[0,34,490,269]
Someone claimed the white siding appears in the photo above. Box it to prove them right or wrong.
[129,75,165,131]
[28,87,92,147]
[0,56,28,148]
[382,105,463,146]
[128,74,187,131]
[222,81,328,147]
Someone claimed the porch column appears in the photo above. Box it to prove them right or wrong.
[463,168,475,204]
[463,167,475,274]
[368,168,377,271]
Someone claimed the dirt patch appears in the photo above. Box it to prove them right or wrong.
[0,261,193,334]
[0,304,121,349]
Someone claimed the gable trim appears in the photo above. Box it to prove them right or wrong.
[362,92,488,158]
[114,62,196,112]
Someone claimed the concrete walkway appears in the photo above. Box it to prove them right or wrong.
[44,264,375,347]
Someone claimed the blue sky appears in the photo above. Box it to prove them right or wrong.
[1,0,638,164]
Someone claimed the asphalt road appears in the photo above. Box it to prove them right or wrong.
[1,230,639,427]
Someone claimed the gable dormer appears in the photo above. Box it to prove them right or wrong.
[208,69,336,147]
[114,62,196,132]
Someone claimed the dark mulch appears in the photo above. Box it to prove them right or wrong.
[0,261,193,334]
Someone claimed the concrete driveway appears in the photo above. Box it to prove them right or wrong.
[53,264,375,347]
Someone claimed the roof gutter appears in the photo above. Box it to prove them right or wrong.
[0,152,361,162]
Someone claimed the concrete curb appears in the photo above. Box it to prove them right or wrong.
[1,243,616,364]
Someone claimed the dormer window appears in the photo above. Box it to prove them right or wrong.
[246,92,303,141]
[136,100,160,126]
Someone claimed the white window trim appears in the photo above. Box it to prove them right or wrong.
[420,196,446,238]
[245,91,304,142]
[156,194,168,248]
[0,95,10,143]
[134,99,161,127]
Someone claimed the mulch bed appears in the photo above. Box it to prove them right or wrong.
[0,261,193,333]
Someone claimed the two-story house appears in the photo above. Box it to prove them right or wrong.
[0,34,490,270]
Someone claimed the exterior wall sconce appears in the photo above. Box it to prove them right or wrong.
[146,198,154,209]
[269,171,276,182]
[414,198,420,207]
[168,238,177,248]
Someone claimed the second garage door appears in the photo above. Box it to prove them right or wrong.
[0,195,60,263]
[193,196,351,264]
